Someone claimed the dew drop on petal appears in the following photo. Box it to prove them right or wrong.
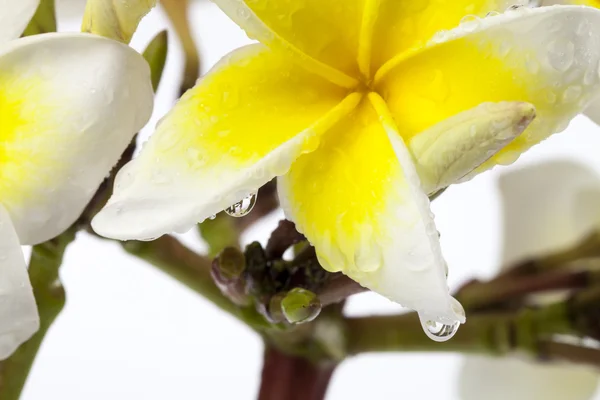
[459,15,480,32]
[237,7,250,20]
[225,192,257,217]
[547,38,575,72]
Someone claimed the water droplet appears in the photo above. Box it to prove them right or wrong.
[498,41,512,57]
[547,38,575,72]
[281,288,322,324]
[563,85,582,103]
[237,7,250,20]
[525,54,540,74]
[431,30,449,44]
[459,15,480,32]
[225,192,257,217]
[419,317,460,342]
[545,90,557,104]
[584,68,596,86]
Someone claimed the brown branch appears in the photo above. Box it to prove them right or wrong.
[458,270,598,311]
[319,274,367,307]
[258,346,336,400]
[497,232,600,281]
[538,341,600,369]
[265,220,305,260]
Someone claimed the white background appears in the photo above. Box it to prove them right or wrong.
[19,1,600,399]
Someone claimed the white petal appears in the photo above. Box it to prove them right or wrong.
[585,97,600,125]
[460,355,598,400]
[0,0,39,43]
[499,161,600,266]
[0,204,38,360]
[0,33,153,245]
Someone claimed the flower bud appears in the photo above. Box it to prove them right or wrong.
[215,247,246,281]
[410,101,536,195]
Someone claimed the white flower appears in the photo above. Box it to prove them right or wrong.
[459,161,600,400]
[0,1,153,358]
[93,1,600,331]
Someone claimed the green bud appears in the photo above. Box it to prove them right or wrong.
[22,0,56,36]
[410,101,536,195]
[267,293,287,323]
[281,288,322,324]
[216,247,246,280]
[81,0,156,44]
[143,30,169,92]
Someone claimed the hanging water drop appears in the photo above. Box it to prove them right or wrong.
[225,192,257,217]
[419,317,460,342]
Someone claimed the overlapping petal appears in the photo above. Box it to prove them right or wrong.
[370,0,528,71]
[81,0,156,43]
[211,0,364,86]
[0,33,153,245]
[92,44,359,241]
[0,204,38,360]
[0,0,39,43]
[586,97,600,125]
[278,95,463,324]
[377,6,600,178]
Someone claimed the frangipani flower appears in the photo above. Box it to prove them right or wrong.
[460,161,600,400]
[0,1,153,357]
[93,1,600,331]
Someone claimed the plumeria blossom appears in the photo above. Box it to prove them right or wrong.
[460,161,600,400]
[0,1,153,358]
[94,1,600,330]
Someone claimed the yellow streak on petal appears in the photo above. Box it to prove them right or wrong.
[358,0,382,79]
[377,6,600,172]
[149,45,349,173]
[282,98,398,273]
[371,0,517,70]
[241,0,366,78]
[377,39,531,152]
[0,72,55,206]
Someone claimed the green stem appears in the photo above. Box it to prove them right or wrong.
[160,0,201,95]
[122,237,270,330]
[0,229,75,400]
[345,303,574,357]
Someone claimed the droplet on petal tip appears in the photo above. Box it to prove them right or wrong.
[419,299,466,342]
[420,317,461,343]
